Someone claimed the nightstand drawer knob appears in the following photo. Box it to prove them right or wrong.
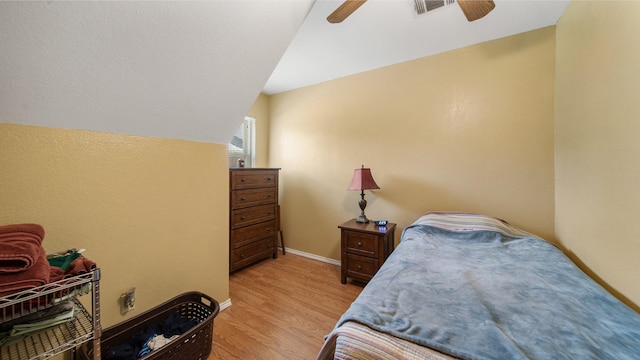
[240,216,246,220]
[357,265,362,270]
[357,242,362,247]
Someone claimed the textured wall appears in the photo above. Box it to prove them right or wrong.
[555,0,640,309]
[0,1,312,143]
[0,123,229,326]
[270,27,556,261]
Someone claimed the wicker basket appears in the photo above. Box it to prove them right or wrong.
[79,291,219,360]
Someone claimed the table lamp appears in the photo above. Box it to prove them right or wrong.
[347,165,380,223]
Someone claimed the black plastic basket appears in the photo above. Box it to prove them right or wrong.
[79,291,219,360]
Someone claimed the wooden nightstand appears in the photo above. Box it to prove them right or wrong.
[338,219,396,284]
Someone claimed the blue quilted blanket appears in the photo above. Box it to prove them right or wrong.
[334,213,640,359]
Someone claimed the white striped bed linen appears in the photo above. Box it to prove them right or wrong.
[409,211,537,239]
[317,321,457,360]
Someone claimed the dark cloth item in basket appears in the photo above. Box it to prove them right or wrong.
[161,312,198,336]
[106,313,199,360]
[106,327,156,360]
[0,223,45,273]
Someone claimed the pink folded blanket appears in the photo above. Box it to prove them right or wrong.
[0,224,45,273]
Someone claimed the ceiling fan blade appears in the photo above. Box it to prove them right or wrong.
[457,0,495,22]
[327,0,367,23]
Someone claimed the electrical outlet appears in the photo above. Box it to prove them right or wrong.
[120,287,136,314]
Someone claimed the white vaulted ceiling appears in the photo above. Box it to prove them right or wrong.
[264,0,570,94]
[1,0,569,143]
[0,1,313,144]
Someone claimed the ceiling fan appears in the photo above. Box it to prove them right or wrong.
[327,0,495,23]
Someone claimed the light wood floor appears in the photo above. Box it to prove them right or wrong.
[208,252,364,360]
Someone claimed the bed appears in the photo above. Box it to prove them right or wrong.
[317,212,640,360]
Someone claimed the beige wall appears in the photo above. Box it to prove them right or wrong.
[248,93,271,168]
[555,1,640,309]
[0,123,230,327]
[269,27,556,261]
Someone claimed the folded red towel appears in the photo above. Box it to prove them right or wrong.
[0,223,45,239]
[0,224,45,273]
[0,247,50,297]
[0,235,44,273]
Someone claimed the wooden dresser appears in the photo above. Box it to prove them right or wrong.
[229,168,280,272]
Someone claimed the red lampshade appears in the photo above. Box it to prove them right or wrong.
[348,166,380,191]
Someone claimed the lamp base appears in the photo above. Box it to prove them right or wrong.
[356,191,370,223]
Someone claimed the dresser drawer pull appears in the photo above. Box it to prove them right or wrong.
[241,216,246,220]
[240,197,246,201]
[357,242,362,247]
[357,265,362,270]
[240,254,245,259]
[241,178,246,182]
[267,211,272,215]
[267,194,272,198]
[267,177,272,181]
[267,228,272,232]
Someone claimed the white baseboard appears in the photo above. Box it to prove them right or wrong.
[283,248,341,266]
[219,298,232,311]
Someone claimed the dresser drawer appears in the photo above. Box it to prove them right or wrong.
[230,170,278,190]
[345,253,378,282]
[231,204,276,229]
[230,237,275,271]
[230,221,276,249]
[344,230,379,258]
[231,187,277,210]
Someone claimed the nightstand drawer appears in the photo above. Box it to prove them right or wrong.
[231,187,277,210]
[344,230,379,258]
[345,253,378,281]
